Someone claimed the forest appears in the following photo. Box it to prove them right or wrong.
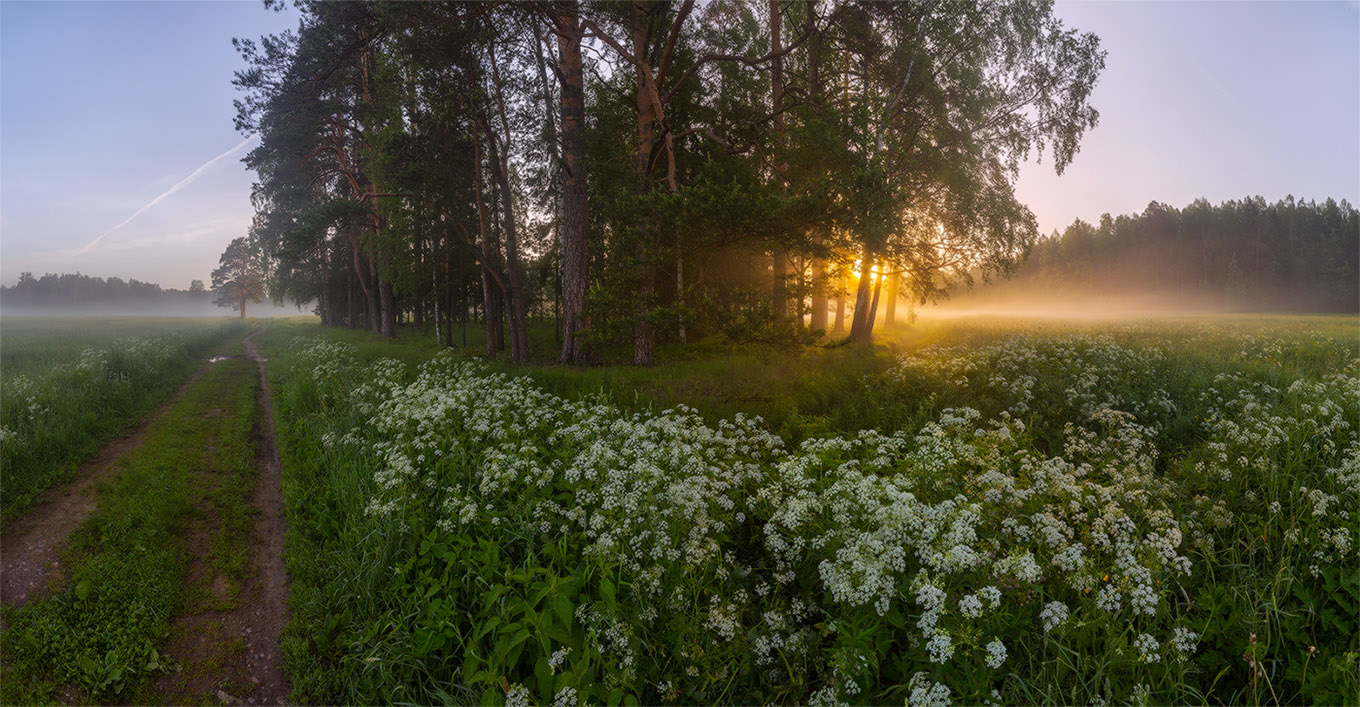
[229,0,1105,364]
[954,195,1360,313]
[0,273,213,312]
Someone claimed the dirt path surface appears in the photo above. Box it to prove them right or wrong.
[234,328,292,703]
[0,365,210,609]
[156,329,292,705]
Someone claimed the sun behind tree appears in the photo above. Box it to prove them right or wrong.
[212,236,266,318]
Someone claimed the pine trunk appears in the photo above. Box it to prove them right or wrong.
[769,0,787,322]
[810,260,829,332]
[631,1,656,366]
[865,269,884,337]
[850,245,875,341]
[555,5,591,365]
[885,273,899,326]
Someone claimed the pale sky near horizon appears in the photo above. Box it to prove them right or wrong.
[1,0,1357,290]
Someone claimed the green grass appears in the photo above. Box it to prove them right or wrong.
[0,357,259,704]
[0,317,246,377]
[0,317,250,521]
[255,313,1358,442]
[259,312,1359,706]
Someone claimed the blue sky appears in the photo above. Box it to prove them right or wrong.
[1,0,1357,289]
[1015,0,1360,235]
[1,0,296,289]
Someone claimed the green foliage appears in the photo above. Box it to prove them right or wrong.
[969,196,1360,312]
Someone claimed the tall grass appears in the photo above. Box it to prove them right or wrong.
[0,318,249,520]
[0,357,259,703]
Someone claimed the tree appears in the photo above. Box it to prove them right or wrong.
[231,0,1116,362]
[212,237,266,317]
[189,279,206,294]
[809,1,1106,342]
[549,1,590,364]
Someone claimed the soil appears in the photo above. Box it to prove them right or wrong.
[232,329,293,703]
[155,329,292,705]
[0,365,210,609]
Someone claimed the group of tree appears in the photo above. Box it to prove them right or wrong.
[1,272,213,311]
[232,0,1105,364]
[956,196,1360,312]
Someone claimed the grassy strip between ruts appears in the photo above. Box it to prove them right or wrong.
[0,357,259,704]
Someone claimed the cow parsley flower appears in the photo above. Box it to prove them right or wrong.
[1134,633,1160,663]
[1171,627,1199,655]
[907,673,952,707]
[984,639,1007,668]
[926,633,954,663]
[1040,601,1068,632]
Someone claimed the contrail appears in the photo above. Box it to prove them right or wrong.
[76,136,255,255]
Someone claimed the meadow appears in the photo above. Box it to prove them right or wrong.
[255,314,1359,706]
[0,317,250,520]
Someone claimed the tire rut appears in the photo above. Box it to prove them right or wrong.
[235,328,292,704]
[0,364,211,609]
[156,329,292,705]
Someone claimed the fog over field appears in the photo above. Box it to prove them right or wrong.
[0,301,311,319]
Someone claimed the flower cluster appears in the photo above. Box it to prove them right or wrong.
[279,325,1359,706]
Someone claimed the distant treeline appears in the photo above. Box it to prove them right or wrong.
[960,196,1359,312]
[0,272,219,315]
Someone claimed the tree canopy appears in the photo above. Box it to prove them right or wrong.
[960,196,1360,313]
[233,0,1107,362]
[212,236,267,317]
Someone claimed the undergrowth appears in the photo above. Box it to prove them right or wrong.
[260,315,1358,705]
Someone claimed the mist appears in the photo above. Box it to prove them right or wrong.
[925,283,1351,321]
[0,300,313,319]
[924,196,1360,319]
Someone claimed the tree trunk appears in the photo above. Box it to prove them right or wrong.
[554,7,591,366]
[850,246,875,341]
[473,138,504,357]
[810,260,829,331]
[833,286,845,332]
[379,276,396,338]
[631,1,656,366]
[885,272,899,326]
[347,266,358,329]
[676,235,687,343]
[366,254,381,335]
[769,0,788,322]
[443,238,454,348]
[772,248,787,322]
[483,120,529,364]
[864,269,884,338]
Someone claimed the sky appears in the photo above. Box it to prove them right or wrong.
[0,0,297,289]
[1,1,1358,289]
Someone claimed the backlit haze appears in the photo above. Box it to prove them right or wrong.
[1,0,1357,291]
